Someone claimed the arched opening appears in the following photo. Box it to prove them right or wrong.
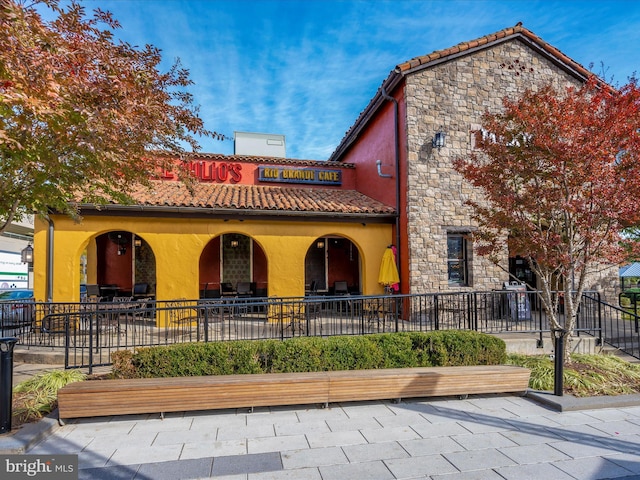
[199,233,268,298]
[82,231,156,300]
[305,236,361,295]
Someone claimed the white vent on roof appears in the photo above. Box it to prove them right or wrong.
[234,132,286,158]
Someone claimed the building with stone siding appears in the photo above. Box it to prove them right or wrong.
[329,23,618,298]
[35,23,620,303]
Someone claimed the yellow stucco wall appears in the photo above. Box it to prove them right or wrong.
[34,215,394,302]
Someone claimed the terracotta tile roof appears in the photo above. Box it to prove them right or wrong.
[329,23,600,162]
[152,151,355,169]
[396,23,592,78]
[101,180,395,216]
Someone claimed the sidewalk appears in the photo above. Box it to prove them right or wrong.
[11,361,63,386]
[12,393,640,480]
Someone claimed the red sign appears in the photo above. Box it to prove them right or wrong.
[161,161,242,183]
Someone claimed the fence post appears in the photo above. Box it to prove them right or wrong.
[203,303,209,343]
[394,297,399,332]
[632,292,638,333]
[473,292,478,331]
[0,337,18,433]
[597,291,603,346]
[537,292,544,348]
[88,311,94,375]
[434,295,439,330]
[64,314,70,369]
[552,328,566,396]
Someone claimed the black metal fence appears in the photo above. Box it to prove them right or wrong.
[1,289,637,371]
[583,292,639,360]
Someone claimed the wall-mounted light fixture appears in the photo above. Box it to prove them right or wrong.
[21,244,34,264]
[316,240,325,249]
[134,238,142,247]
[230,240,239,248]
[432,126,446,150]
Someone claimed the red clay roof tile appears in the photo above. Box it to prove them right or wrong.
[110,181,395,216]
[151,151,355,168]
[395,23,592,78]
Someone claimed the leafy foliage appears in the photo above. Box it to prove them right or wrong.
[507,353,640,396]
[110,331,507,379]
[12,369,86,424]
[453,76,640,359]
[0,0,224,232]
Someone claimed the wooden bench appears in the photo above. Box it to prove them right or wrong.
[57,365,530,421]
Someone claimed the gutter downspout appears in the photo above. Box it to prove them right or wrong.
[380,86,402,290]
[376,160,392,178]
[46,216,54,302]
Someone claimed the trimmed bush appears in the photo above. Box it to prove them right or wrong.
[110,331,506,379]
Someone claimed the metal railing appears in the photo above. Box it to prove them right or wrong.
[2,289,635,371]
[583,292,639,360]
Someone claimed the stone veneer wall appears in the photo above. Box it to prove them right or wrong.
[404,38,619,300]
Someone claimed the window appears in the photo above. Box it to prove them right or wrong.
[447,234,468,286]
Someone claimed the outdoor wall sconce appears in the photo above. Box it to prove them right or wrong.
[134,238,142,247]
[21,244,34,264]
[432,126,446,150]
[230,240,239,248]
[316,240,325,249]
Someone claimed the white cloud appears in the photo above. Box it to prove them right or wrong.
[55,0,640,158]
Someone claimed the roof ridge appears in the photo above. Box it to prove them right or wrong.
[147,151,353,167]
[396,22,591,79]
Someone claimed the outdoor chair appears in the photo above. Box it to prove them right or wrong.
[236,281,253,298]
[333,281,351,314]
[221,282,236,297]
[166,300,199,342]
[307,280,318,295]
[362,298,392,333]
[133,283,149,299]
[334,281,349,295]
[85,284,100,298]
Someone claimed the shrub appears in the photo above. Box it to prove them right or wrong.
[507,353,640,396]
[110,331,507,379]
[13,369,86,423]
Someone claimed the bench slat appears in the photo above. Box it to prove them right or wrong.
[57,366,530,420]
[328,366,530,402]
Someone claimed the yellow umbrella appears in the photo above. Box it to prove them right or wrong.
[378,247,400,289]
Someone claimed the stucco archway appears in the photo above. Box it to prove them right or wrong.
[199,233,268,298]
[84,231,156,299]
[305,235,362,295]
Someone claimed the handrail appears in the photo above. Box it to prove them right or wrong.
[5,289,636,372]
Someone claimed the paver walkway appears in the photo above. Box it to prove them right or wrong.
[25,394,640,480]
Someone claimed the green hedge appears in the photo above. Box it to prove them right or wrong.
[110,331,507,379]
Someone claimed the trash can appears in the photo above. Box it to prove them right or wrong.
[0,337,18,434]
[502,281,532,321]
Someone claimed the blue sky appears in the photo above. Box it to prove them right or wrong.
[77,0,639,159]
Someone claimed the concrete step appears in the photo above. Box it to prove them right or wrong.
[14,348,66,365]
[499,334,601,356]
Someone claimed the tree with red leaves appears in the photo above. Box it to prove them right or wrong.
[0,0,225,233]
[453,76,640,361]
